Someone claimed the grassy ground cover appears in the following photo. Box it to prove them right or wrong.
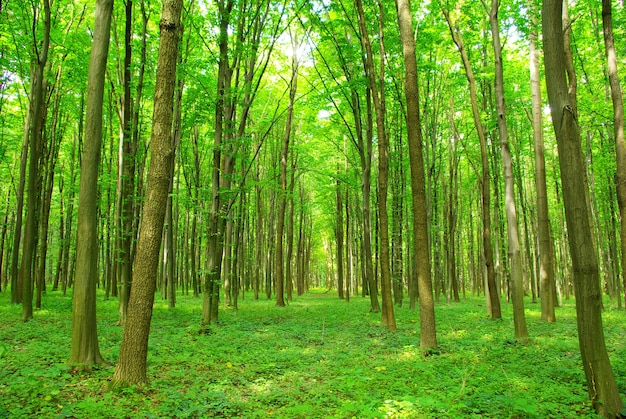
[0,288,625,418]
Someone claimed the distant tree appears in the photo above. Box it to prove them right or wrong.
[112,0,183,385]
[69,0,113,366]
[543,0,624,416]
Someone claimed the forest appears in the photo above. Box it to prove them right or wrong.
[0,0,625,417]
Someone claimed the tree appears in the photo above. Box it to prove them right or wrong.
[20,0,50,321]
[601,0,626,310]
[69,0,113,366]
[543,0,625,415]
[309,3,379,312]
[276,31,299,308]
[443,7,501,319]
[395,0,437,349]
[356,0,396,331]
[335,165,345,300]
[112,0,183,385]
[528,6,556,322]
[488,0,527,340]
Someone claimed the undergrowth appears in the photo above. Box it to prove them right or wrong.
[0,288,624,418]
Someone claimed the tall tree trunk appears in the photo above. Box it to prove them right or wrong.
[276,38,298,308]
[21,0,51,321]
[117,0,143,324]
[543,0,624,415]
[490,0,528,339]
[112,0,182,385]
[396,0,437,348]
[356,0,395,331]
[345,183,351,302]
[190,126,201,298]
[529,10,556,322]
[443,8,501,319]
[69,0,112,366]
[602,0,626,310]
[285,158,296,302]
[296,184,306,297]
[61,117,80,295]
[10,115,30,304]
[165,46,185,310]
[336,165,345,300]
[446,99,460,303]
[203,0,233,324]
[391,129,404,306]
[36,74,60,309]
[255,163,264,299]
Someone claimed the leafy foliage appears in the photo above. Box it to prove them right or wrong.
[1,289,622,418]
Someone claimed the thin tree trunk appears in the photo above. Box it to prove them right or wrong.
[391,129,404,306]
[336,165,345,300]
[345,183,351,302]
[443,8,501,319]
[10,113,29,304]
[602,0,626,311]
[356,0,395,331]
[117,0,143,324]
[285,158,296,302]
[36,74,60,309]
[543,0,624,415]
[446,99,460,303]
[276,43,298,307]
[530,10,557,320]
[21,0,51,321]
[489,0,528,339]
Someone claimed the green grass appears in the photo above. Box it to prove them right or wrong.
[0,288,624,418]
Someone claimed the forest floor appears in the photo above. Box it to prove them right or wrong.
[0,287,625,418]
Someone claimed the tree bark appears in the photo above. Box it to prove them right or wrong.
[112,0,182,385]
[69,0,112,366]
[543,0,624,415]
[396,0,437,348]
